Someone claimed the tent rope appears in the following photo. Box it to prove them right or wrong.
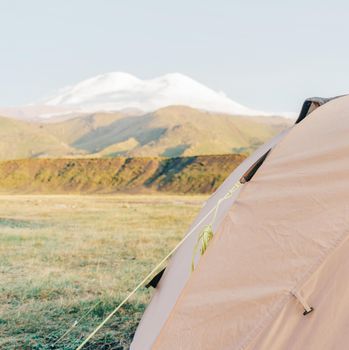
[191,181,242,270]
[71,180,243,350]
[52,300,102,346]
[54,203,217,348]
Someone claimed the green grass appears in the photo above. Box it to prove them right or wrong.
[0,194,205,349]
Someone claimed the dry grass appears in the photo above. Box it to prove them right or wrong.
[0,194,206,349]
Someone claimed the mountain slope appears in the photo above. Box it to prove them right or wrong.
[39,111,127,144]
[0,116,78,160]
[67,106,290,157]
[0,106,291,160]
[41,72,268,116]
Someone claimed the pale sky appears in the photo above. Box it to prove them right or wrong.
[1,0,348,112]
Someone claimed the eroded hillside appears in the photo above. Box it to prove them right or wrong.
[0,154,245,194]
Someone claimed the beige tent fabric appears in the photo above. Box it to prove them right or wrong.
[153,95,349,349]
[246,234,349,350]
[131,130,290,349]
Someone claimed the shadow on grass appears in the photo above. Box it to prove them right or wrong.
[145,156,196,189]
[0,218,46,230]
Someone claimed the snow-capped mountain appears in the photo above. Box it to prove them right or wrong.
[41,72,268,116]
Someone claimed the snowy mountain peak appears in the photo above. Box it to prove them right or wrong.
[42,72,269,116]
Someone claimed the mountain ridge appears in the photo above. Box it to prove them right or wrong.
[0,72,295,121]
[41,72,268,116]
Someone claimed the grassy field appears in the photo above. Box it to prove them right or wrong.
[0,194,206,349]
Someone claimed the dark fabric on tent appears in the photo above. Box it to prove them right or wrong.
[240,150,270,183]
[146,268,166,288]
[295,96,344,124]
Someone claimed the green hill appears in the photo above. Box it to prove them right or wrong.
[0,154,245,194]
[0,106,291,160]
[0,115,77,160]
[67,106,289,157]
[38,111,127,145]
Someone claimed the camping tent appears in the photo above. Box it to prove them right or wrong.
[131,95,349,350]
